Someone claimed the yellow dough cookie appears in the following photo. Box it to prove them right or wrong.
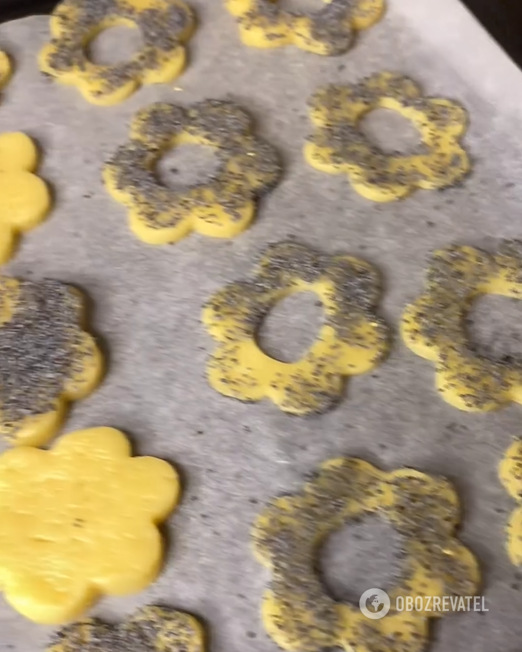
[39,0,195,105]
[226,0,385,55]
[253,457,479,652]
[402,241,522,412]
[0,50,11,89]
[48,606,205,652]
[306,71,470,202]
[499,439,522,565]
[203,241,389,415]
[0,276,103,446]
[104,100,280,244]
[0,428,179,624]
[0,132,51,264]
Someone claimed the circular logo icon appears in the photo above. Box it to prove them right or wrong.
[359,588,391,619]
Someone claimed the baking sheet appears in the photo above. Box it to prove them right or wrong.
[0,0,522,649]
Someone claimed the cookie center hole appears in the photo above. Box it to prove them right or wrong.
[157,143,219,189]
[360,108,422,154]
[88,24,143,65]
[279,0,326,12]
[257,291,323,363]
[467,294,522,363]
[320,518,404,604]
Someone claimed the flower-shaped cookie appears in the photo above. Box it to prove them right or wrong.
[39,0,195,105]
[202,241,389,415]
[0,428,179,624]
[0,50,11,89]
[0,132,51,264]
[104,100,280,244]
[499,440,522,566]
[253,457,479,652]
[306,72,470,202]
[0,276,103,446]
[402,241,522,412]
[48,605,204,652]
[226,0,384,55]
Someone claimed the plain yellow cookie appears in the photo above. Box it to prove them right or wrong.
[0,133,51,264]
[0,428,180,624]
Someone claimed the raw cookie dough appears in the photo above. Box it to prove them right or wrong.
[104,99,281,244]
[226,0,385,55]
[203,241,389,416]
[0,428,180,624]
[48,605,205,652]
[0,50,11,89]
[253,457,479,652]
[499,439,522,566]
[0,132,51,264]
[0,277,103,446]
[402,241,522,412]
[306,71,470,202]
[39,0,195,105]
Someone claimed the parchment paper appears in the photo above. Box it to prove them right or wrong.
[0,0,521,649]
